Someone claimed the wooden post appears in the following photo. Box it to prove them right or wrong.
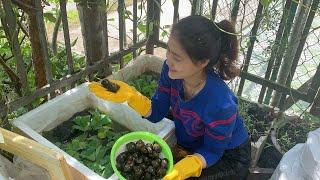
[0,128,72,180]
[173,0,179,23]
[77,1,108,79]
[34,0,52,85]
[211,0,218,21]
[230,0,241,23]
[60,0,74,75]
[101,0,111,76]
[146,0,161,54]
[191,0,203,15]
[237,2,264,96]
[310,88,320,117]
[118,0,125,68]
[310,64,320,117]
[133,0,138,58]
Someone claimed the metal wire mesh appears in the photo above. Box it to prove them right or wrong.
[200,0,320,116]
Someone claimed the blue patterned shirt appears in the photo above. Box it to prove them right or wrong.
[146,61,249,167]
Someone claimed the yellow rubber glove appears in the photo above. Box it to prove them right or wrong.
[89,80,151,116]
[163,155,203,180]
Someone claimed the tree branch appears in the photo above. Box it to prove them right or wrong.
[11,0,40,13]
[0,55,22,96]
[0,56,20,83]
[17,12,29,37]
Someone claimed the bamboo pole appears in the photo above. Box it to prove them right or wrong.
[263,1,298,105]
[271,0,313,108]
[258,0,292,103]
[60,0,74,76]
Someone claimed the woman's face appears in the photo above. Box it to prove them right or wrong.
[166,35,209,79]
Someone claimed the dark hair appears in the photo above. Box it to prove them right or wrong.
[171,15,240,80]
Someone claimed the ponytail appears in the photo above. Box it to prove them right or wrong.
[170,16,240,80]
[214,20,240,80]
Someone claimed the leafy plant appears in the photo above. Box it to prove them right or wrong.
[128,73,159,98]
[44,109,128,178]
[51,45,86,80]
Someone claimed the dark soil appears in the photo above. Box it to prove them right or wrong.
[257,137,283,168]
[42,108,91,143]
[277,116,320,152]
[238,99,276,142]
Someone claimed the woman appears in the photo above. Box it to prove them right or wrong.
[90,15,251,180]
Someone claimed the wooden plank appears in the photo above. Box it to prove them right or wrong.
[13,122,94,180]
[283,77,313,110]
[0,127,72,180]
[0,40,146,117]
[240,71,312,103]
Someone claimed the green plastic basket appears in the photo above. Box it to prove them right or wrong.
[110,131,173,180]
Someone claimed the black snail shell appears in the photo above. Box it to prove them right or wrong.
[116,152,127,165]
[126,142,136,152]
[115,139,169,179]
[101,78,120,93]
[152,142,162,153]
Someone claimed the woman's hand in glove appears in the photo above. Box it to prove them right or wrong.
[163,154,205,180]
[89,80,151,116]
